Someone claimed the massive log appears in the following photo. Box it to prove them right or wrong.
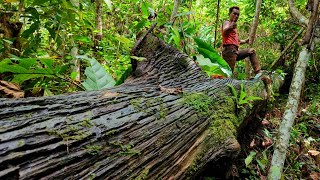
[0,32,283,179]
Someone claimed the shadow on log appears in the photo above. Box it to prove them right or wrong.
[0,32,284,179]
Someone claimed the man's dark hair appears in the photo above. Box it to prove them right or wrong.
[229,6,240,14]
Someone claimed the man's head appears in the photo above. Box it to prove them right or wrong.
[229,6,240,22]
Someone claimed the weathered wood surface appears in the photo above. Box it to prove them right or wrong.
[0,33,283,179]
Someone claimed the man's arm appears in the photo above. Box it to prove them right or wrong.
[222,21,237,34]
[239,38,249,44]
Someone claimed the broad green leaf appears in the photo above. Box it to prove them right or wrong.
[25,7,40,19]
[61,0,74,9]
[195,37,232,76]
[33,68,53,75]
[245,151,256,167]
[79,56,116,91]
[39,58,54,70]
[18,59,37,69]
[184,27,196,35]
[0,64,30,74]
[56,64,69,74]
[197,48,231,71]
[194,38,215,53]
[196,55,229,77]
[12,74,51,84]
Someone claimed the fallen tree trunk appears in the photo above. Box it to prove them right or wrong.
[0,33,283,179]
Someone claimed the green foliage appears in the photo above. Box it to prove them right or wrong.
[228,84,262,110]
[194,38,232,77]
[0,55,78,95]
[241,149,271,178]
[79,55,116,91]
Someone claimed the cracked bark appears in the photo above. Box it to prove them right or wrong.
[0,33,284,179]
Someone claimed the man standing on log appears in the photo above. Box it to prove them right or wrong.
[221,6,261,75]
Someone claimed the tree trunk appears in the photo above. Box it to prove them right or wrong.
[170,0,181,24]
[268,45,311,180]
[301,0,319,46]
[94,0,103,49]
[248,0,262,47]
[0,11,23,59]
[214,0,221,48]
[268,1,319,179]
[245,0,262,77]
[0,33,284,180]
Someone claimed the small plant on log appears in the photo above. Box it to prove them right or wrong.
[228,84,262,112]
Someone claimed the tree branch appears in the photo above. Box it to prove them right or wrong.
[249,0,262,46]
[288,0,309,25]
[301,0,319,46]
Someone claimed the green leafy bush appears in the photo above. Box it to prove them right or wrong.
[228,84,263,110]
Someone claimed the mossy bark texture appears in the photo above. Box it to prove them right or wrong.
[0,33,283,179]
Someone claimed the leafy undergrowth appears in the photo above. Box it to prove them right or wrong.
[233,83,320,180]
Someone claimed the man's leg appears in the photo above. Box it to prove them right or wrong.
[222,47,238,72]
[237,48,261,74]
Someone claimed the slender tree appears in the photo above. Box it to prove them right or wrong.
[245,0,262,76]
[170,0,181,24]
[268,45,312,180]
[248,0,262,47]
[214,0,221,48]
[95,0,103,49]
[268,1,319,179]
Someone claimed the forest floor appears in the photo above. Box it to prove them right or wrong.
[233,81,320,180]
